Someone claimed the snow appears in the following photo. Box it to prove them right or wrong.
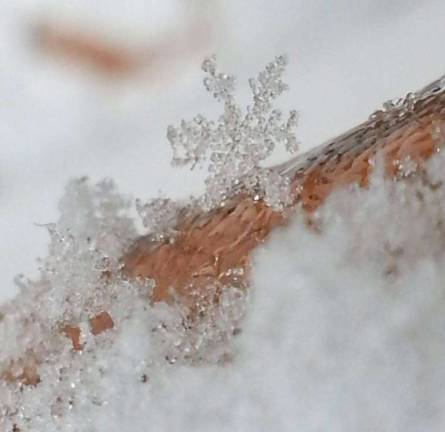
[3,1,445,430]
[3,150,445,431]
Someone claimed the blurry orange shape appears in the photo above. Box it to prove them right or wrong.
[34,23,142,76]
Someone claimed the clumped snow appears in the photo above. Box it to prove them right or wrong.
[2,147,445,431]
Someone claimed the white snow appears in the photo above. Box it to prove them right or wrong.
[3,146,445,431]
[3,1,445,430]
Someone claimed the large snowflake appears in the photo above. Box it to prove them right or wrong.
[167,55,299,210]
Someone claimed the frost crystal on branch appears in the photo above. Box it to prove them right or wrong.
[167,55,299,210]
[136,197,179,241]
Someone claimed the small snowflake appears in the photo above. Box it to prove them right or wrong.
[167,55,299,210]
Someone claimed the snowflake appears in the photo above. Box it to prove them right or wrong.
[167,55,299,210]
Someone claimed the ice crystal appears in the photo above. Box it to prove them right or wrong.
[167,55,299,210]
[394,155,418,178]
[136,197,179,241]
[369,92,418,124]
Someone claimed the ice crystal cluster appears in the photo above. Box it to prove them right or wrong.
[167,55,299,210]
[370,91,418,124]
[0,178,247,432]
[135,196,180,241]
[4,145,445,431]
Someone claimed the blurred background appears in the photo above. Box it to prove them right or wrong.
[2,0,445,302]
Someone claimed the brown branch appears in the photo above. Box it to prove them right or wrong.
[123,77,445,303]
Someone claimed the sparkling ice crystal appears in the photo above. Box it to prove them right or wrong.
[167,55,299,210]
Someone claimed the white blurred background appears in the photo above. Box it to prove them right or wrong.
[2,0,445,302]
